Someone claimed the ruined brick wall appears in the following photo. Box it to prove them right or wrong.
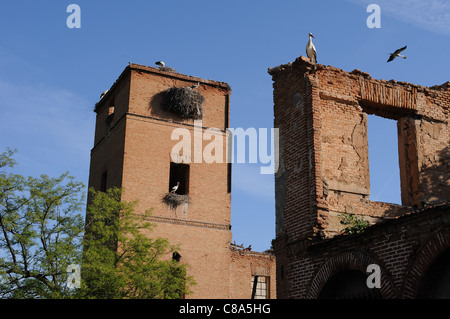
[270,59,320,242]
[269,57,449,238]
[269,57,449,298]
[282,203,450,298]
[230,250,276,299]
[89,64,276,299]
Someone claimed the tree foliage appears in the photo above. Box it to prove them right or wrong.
[0,148,85,298]
[80,187,194,299]
[0,148,194,299]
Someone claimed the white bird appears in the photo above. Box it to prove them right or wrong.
[100,90,109,99]
[306,33,317,64]
[387,46,407,62]
[171,181,180,193]
[191,82,200,89]
[155,61,165,67]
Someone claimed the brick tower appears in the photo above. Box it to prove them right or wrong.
[88,63,234,298]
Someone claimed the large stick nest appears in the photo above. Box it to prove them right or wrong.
[158,66,177,73]
[163,193,189,208]
[161,87,204,120]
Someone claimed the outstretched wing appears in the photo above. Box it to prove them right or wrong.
[393,45,407,55]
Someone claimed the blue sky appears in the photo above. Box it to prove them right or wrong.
[0,0,449,252]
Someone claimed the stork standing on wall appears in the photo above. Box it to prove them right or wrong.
[100,90,109,99]
[171,181,180,194]
[306,33,317,64]
[387,46,407,62]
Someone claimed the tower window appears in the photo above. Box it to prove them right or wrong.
[172,251,182,263]
[106,105,115,125]
[100,170,108,192]
[251,276,269,299]
[169,162,189,195]
[227,163,232,193]
[108,105,115,116]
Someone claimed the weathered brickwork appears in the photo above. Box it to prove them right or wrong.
[230,249,277,299]
[269,56,449,298]
[88,64,276,299]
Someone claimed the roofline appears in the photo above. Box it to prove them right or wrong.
[268,56,450,92]
[94,63,231,112]
[129,63,231,91]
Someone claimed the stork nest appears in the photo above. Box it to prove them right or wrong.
[163,193,189,208]
[158,66,177,73]
[161,87,204,120]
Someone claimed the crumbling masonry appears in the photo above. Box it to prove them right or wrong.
[269,57,449,298]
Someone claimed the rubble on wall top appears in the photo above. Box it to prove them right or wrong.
[230,242,274,256]
[349,69,371,79]
[430,81,450,91]
[267,62,293,75]
[268,56,449,93]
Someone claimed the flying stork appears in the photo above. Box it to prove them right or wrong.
[387,46,407,62]
[171,181,180,194]
[306,33,317,64]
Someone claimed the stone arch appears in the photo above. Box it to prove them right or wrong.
[306,251,397,299]
[402,225,450,298]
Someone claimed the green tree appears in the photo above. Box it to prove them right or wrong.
[0,148,85,298]
[80,187,194,299]
[0,148,194,299]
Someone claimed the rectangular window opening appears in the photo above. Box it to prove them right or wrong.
[106,104,115,125]
[367,114,401,204]
[227,163,232,193]
[100,170,108,192]
[169,162,189,195]
[251,276,269,299]
[224,94,230,130]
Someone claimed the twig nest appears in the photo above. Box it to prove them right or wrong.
[161,87,204,120]
[158,66,177,73]
[163,193,189,208]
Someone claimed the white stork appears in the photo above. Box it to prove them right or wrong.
[387,46,407,62]
[306,33,317,64]
[191,82,200,89]
[171,181,180,194]
[155,61,165,67]
[100,90,109,99]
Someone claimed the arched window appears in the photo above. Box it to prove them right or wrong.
[417,248,450,299]
[319,270,381,299]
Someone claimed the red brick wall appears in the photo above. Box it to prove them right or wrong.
[269,57,449,298]
[230,250,276,299]
[88,64,276,299]
[290,204,450,298]
[271,59,319,242]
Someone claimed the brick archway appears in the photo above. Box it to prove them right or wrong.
[402,226,450,298]
[306,251,397,299]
